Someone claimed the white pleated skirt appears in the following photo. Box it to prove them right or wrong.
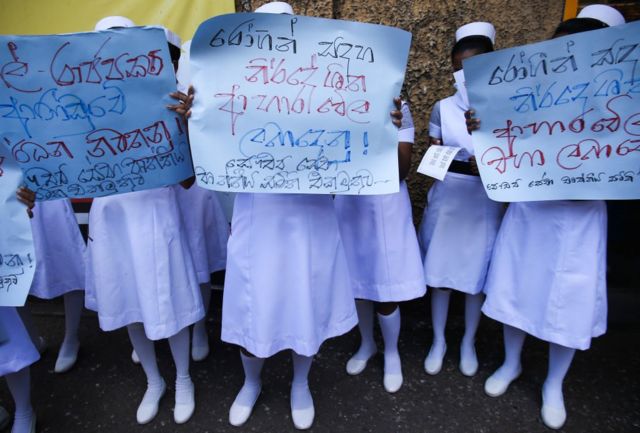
[482,201,608,350]
[85,188,204,341]
[0,307,40,376]
[175,185,229,283]
[221,193,357,358]
[334,181,425,302]
[29,199,85,299]
[419,173,505,294]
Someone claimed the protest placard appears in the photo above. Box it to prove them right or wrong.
[0,146,35,306]
[0,27,194,200]
[189,13,411,195]
[464,21,640,201]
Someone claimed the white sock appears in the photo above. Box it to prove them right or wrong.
[192,283,211,351]
[491,324,525,382]
[56,291,83,367]
[5,367,34,433]
[234,352,264,408]
[543,343,575,409]
[460,293,484,372]
[290,353,313,411]
[351,300,376,361]
[168,327,194,404]
[127,324,165,395]
[378,308,401,375]
[428,288,450,359]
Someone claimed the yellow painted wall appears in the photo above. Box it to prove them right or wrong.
[0,0,235,43]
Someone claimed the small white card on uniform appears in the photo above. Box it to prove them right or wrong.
[417,145,462,181]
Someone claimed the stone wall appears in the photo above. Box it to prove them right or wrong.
[237,0,565,221]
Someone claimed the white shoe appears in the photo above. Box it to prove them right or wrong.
[131,349,140,365]
[459,345,479,377]
[541,403,567,430]
[174,379,195,424]
[424,344,447,375]
[54,343,79,374]
[484,367,521,397]
[229,385,261,427]
[290,385,315,430]
[191,341,210,362]
[346,356,369,376]
[383,373,403,394]
[292,404,315,430]
[136,379,166,424]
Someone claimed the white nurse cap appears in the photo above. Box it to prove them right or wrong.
[578,4,626,27]
[94,16,135,31]
[455,22,496,44]
[255,1,294,14]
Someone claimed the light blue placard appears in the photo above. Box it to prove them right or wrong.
[189,13,411,194]
[0,27,194,200]
[464,21,640,202]
[0,145,35,306]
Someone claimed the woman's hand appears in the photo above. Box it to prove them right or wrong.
[429,137,442,146]
[391,97,402,128]
[167,85,195,119]
[16,186,36,218]
[465,109,480,134]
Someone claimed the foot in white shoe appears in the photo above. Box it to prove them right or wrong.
[541,382,567,429]
[383,350,403,393]
[541,403,567,430]
[54,339,80,373]
[191,325,210,362]
[174,377,195,424]
[484,365,522,397]
[345,344,376,376]
[459,341,479,377]
[424,341,447,375]
[131,349,140,365]
[136,378,166,424]
[290,382,315,430]
[229,382,261,426]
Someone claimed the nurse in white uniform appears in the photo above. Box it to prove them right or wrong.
[19,199,85,374]
[467,6,624,430]
[169,2,406,428]
[335,102,425,393]
[419,23,504,377]
[174,38,229,362]
[221,4,356,429]
[85,16,203,426]
[2,189,39,433]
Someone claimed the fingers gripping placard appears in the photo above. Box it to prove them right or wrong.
[189,13,411,195]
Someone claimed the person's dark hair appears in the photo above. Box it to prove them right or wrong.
[168,43,181,64]
[451,35,494,59]
[553,17,608,38]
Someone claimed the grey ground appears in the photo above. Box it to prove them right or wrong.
[2,289,639,433]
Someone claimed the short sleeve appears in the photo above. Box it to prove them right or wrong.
[398,101,415,144]
[429,100,442,139]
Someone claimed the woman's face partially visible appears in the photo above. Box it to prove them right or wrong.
[452,48,483,72]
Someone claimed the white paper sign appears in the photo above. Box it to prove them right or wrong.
[417,145,462,181]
